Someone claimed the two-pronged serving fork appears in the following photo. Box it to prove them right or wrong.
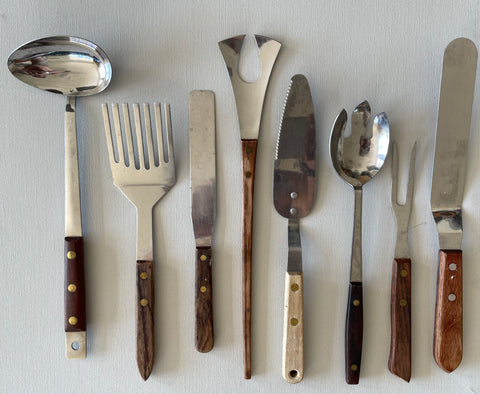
[102,102,175,380]
[388,143,416,382]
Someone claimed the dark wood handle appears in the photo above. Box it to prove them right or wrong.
[195,247,214,352]
[241,139,257,380]
[136,261,154,380]
[345,282,363,384]
[388,258,411,382]
[65,237,86,332]
[434,249,462,372]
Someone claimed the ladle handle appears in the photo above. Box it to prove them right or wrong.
[434,249,462,372]
[195,246,214,353]
[388,258,411,382]
[241,138,257,379]
[345,282,363,384]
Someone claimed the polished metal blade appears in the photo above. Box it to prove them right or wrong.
[273,74,316,221]
[431,38,477,250]
[190,91,216,247]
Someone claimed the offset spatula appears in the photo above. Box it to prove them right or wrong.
[431,37,477,372]
[273,74,316,383]
[189,91,216,353]
[219,34,281,379]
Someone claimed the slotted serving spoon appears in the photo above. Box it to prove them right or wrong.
[330,101,389,384]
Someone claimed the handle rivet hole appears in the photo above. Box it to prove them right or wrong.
[140,271,148,279]
[200,286,207,293]
[291,283,299,292]
[448,293,456,302]
[448,263,457,271]
[246,171,252,178]
[67,284,77,293]
[290,318,298,326]
[353,299,360,307]
[289,370,298,378]
[350,364,358,371]
[400,299,407,307]
[400,269,408,277]
[67,251,76,260]
[140,298,149,306]
[200,254,207,261]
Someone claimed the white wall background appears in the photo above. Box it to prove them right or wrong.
[1,1,480,393]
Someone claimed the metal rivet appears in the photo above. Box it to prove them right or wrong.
[71,341,80,351]
[351,364,358,371]
[200,286,207,293]
[290,207,297,215]
[140,299,148,306]
[448,293,456,302]
[400,299,407,307]
[290,192,298,199]
[200,254,207,262]
[140,272,148,280]
[449,263,457,271]
[400,269,408,277]
[353,299,360,306]
[68,316,78,326]
[290,318,298,326]
[67,251,76,260]
[67,284,77,293]
[291,283,299,292]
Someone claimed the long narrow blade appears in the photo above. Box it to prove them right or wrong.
[190,91,216,247]
[431,38,477,249]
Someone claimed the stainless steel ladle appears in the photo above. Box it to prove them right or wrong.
[8,36,112,359]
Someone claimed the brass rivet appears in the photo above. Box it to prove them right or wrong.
[67,284,77,293]
[246,171,252,178]
[67,251,76,260]
[68,316,78,326]
[400,269,408,277]
[291,283,299,292]
[353,299,360,306]
[140,272,148,280]
[400,299,407,307]
[200,286,207,293]
[291,318,298,326]
[140,299,148,307]
[351,364,358,371]
[200,254,207,262]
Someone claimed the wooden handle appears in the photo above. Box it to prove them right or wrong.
[345,282,363,384]
[195,247,214,352]
[136,261,154,380]
[64,237,86,358]
[388,258,411,382]
[282,272,304,383]
[434,249,462,372]
[241,139,257,379]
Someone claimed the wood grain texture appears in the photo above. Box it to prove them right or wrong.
[388,258,411,382]
[136,260,154,380]
[241,139,258,380]
[282,272,304,383]
[64,237,86,332]
[434,249,462,373]
[345,282,363,384]
[195,246,214,353]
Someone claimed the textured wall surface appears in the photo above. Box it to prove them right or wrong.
[1,1,480,393]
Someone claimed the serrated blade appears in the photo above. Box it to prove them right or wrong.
[190,91,216,247]
[431,38,477,249]
[273,74,316,220]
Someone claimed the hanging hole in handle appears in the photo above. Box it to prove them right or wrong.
[289,370,298,378]
[71,341,80,351]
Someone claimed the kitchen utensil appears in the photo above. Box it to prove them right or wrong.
[7,36,112,359]
[431,37,477,373]
[189,90,216,353]
[330,101,390,384]
[219,34,281,379]
[273,74,315,383]
[102,102,175,380]
[388,143,416,382]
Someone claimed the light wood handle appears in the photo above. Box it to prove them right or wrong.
[241,139,257,379]
[434,249,462,372]
[195,247,214,353]
[136,261,154,380]
[388,258,411,382]
[282,272,304,383]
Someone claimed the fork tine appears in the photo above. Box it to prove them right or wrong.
[164,103,174,163]
[391,143,398,205]
[102,104,117,166]
[406,143,417,205]
[154,103,165,164]
[111,104,126,165]
[122,104,135,168]
[133,104,144,169]
[143,104,156,168]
